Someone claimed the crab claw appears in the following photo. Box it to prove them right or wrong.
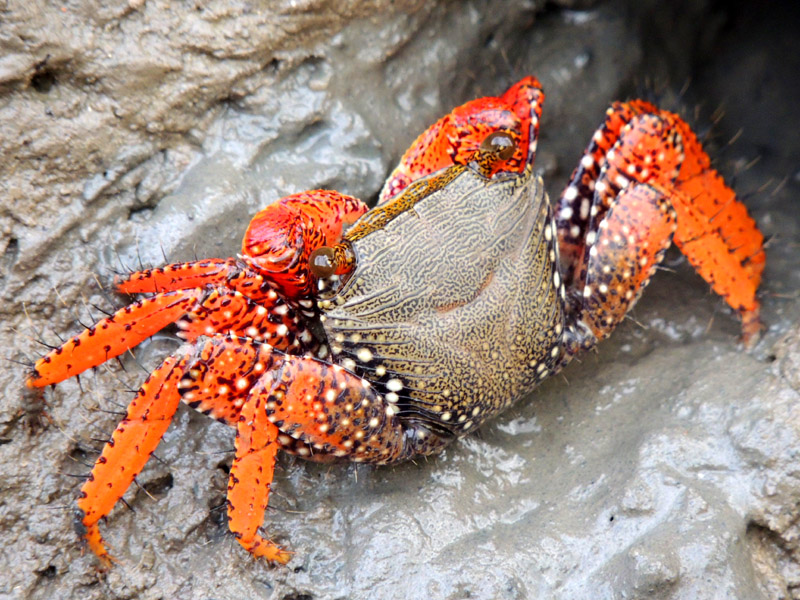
[242,190,368,298]
[379,76,545,203]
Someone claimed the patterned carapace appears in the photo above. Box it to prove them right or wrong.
[27,76,764,567]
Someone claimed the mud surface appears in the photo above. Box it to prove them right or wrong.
[2,1,799,599]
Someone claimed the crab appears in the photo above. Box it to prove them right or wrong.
[27,76,765,566]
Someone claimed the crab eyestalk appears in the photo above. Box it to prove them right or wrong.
[470,130,519,177]
[480,130,518,160]
[309,242,356,279]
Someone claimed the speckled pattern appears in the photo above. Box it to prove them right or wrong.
[324,166,565,441]
[556,101,765,343]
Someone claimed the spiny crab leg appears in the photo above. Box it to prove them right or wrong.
[27,190,368,390]
[76,354,185,566]
[74,336,288,565]
[556,102,765,344]
[116,258,241,294]
[179,336,290,563]
[75,332,422,565]
[26,285,309,387]
[29,289,204,386]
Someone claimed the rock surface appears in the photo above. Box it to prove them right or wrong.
[2,0,799,599]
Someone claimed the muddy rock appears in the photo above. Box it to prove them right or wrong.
[2,1,799,599]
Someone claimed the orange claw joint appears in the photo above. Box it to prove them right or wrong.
[241,190,368,298]
[379,76,544,203]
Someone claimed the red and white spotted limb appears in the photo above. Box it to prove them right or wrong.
[26,190,368,389]
[555,102,765,345]
[73,334,427,565]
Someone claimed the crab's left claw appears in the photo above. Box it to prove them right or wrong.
[379,76,545,203]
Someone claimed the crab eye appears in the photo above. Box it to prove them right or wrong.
[479,131,517,161]
[309,246,338,278]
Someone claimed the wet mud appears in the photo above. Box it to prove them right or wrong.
[1,1,799,598]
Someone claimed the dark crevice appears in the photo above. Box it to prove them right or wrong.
[31,69,57,93]
[264,57,283,74]
[2,237,19,272]
[36,565,57,579]
[69,445,96,466]
[31,56,57,93]
[142,473,174,500]
[127,204,154,220]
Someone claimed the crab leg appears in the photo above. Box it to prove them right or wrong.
[176,335,290,562]
[74,335,290,564]
[116,258,241,295]
[556,104,764,343]
[227,388,288,562]
[28,289,204,387]
[666,118,765,340]
[575,184,677,341]
[26,282,312,388]
[75,354,185,565]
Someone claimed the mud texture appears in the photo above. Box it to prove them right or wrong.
[2,0,799,599]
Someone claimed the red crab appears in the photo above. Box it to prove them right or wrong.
[27,76,764,566]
